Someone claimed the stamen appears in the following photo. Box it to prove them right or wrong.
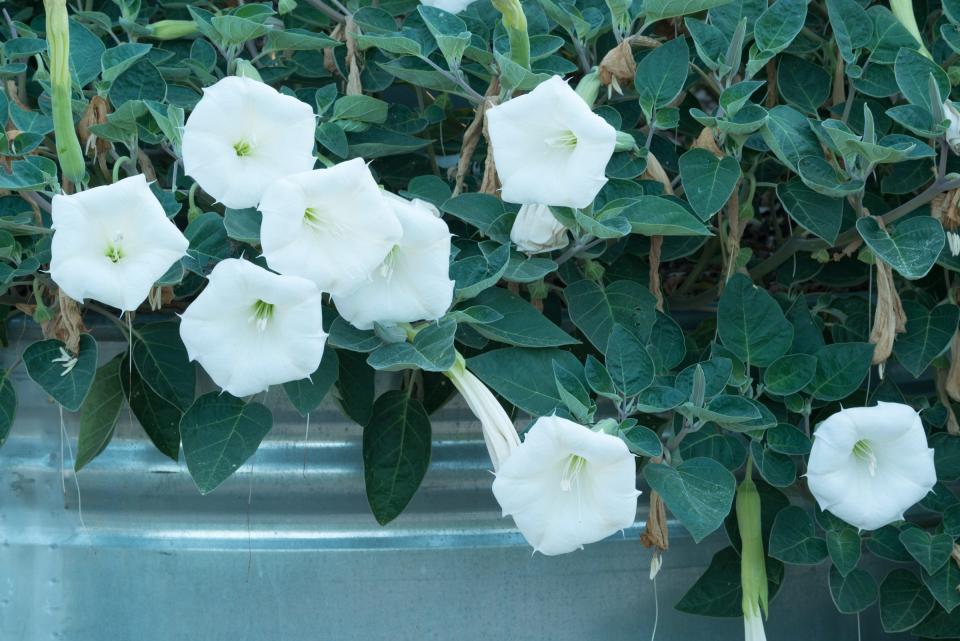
[378,245,402,281]
[560,455,586,492]
[303,207,347,235]
[544,130,579,149]
[249,299,275,332]
[852,439,879,477]
[104,232,124,263]
[233,140,252,157]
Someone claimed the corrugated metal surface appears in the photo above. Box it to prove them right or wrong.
[0,333,900,640]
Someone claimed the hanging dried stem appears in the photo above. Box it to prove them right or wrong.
[453,77,501,197]
[868,260,906,367]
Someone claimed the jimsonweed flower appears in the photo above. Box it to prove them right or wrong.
[50,175,189,312]
[179,258,328,398]
[420,0,477,13]
[510,204,569,254]
[807,402,936,531]
[945,101,960,156]
[486,75,616,209]
[332,192,454,330]
[258,159,403,297]
[491,415,639,555]
[181,75,316,209]
[444,354,520,471]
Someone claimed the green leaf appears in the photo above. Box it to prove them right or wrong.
[468,347,586,416]
[797,155,865,198]
[451,242,510,300]
[827,527,861,577]
[763,353,816,395]
[75,355,125,471]
[769,505,828,565]
[131,322,196,412]
[676,546,784,616]
[332,95,389,124]
[923,561,960,613]
[678,149,741,220]
[109,58,167,106]
[634,38,689,119]
[605,324,655,396]
[829,567,878,614]
[441,194,516,243]
[223,208,262,244]
[750,441,796,486]
[644,458,736,543]
[754,0,807,54]
[717,273,793,367]
[644,0,735,21]
[635,385,688,413]
[120,360,182,462]
[879,569,936,633]
[101,42,153,83]
[777,55,830,115]
[180,393,273,494]
[806,342,874,401]
[869,5,921,64]
[868,525,915,562]
[363,391,432,525]
[418,5,471,70]
[367,319,457,372]
[761,105,821,172]
[857,216,945,280]
[826,0,872,63]
[766,423,812,455]
[698,395,777,432]
[565,279,658,351]
[619,196,713,236]
[776,180,844,244]
[675,358,733,399]
[0,375,15,449]
[894,303,960,377]
[554,361,593,421]
[618,424,663,457]
[469,287,577,348]
[336,350,376,425]
[23,334,98,412]
[899,529,953,575]
[895,48,951,114]
[264,28,340,52]
[282,349,340,417]
[182,213,230,275]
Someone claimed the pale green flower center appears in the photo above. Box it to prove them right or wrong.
[233,140,253,157]
[104,233,124,263]
[545,130,579,149]
[852,439,878,477]
[303,207,347,235]
[250,299,275,332]
[560,454,587,492]
[378,244,402,281]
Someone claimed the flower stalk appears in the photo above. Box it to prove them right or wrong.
[43,0,86,186]
[491,0,530,69]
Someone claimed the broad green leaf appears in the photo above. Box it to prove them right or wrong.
[717,273,793,367]
[182,212,230,275]
[223,208,262,244]
[451,242,511,300]
[101,42,152,83]
[899,529,953,575]
[754,0,807,54]
[441,194,516,243]
[777,55,830,115]
[932,432,960,481]
[605,324,655,396]
[766,423,812,455]
[857,216,945,280]
[644,0,735,21]
[797,156,865,198]
[282,349,340,417]
[23,335,98,412]
[676,546,785,616]
[685,18,727,70]
[363,391,432,525]
[367,318,457,372]
[564,280,658,351]
[336,350,376,425]
[109,58,167,106]
[180,393,273,494]
[763,353,816,396]
[131,322,196,412]
[675,357,733,398]
[776,180,844,244]
[0,375,15,449]
[418,5,471,70]
[554,361,593,421]
[618,424,663,457]
[868,525,915,562]
[869,5,921,64]
[894,303,960,377]
[644,457,736,543]
[468,347,586,415]
[698,395,777,432]
[75,355,125,471]
[678,149,741,219]
[761,105,821,171]
[679,425,747,471]
[895,48,951,114]
[634,38,690,119]
[879,569,936,633]
[634,385,688,413]
[750,441,796,487]
[620,196,713,236]
[331,95,389,124]
[120,359,182,462]
[923,561,960,613]
[264,28,339,52]
[769,505,828,565]
[830,567,878,614]
[806,342,873,401]
[826,0,872,63]
[469,287,577,348]
[827,528,861,577]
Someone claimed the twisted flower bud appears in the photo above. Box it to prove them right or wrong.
[736,470,768,641]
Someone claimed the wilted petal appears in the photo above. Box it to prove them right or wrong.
[492,415,639,555]
[179,258,327,398]
[807,402,936,531]
[50,174,188,312]
[332,192,454,329]
[259,159,403,296]
[486,75,616,209]
[182,76,316,209]
[510,204,569,254]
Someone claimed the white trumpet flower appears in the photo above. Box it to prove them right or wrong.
[182,75,316,209]
[49,174,188,312]
[332,192,454,329]
[486,75,616,209]
[179,258,328,398]
[258,159,403,297]
[510,204,569,254]
[945,101,960,155]
[807,402,936,531]
[421,0,476,12]
[492,415,640,555]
